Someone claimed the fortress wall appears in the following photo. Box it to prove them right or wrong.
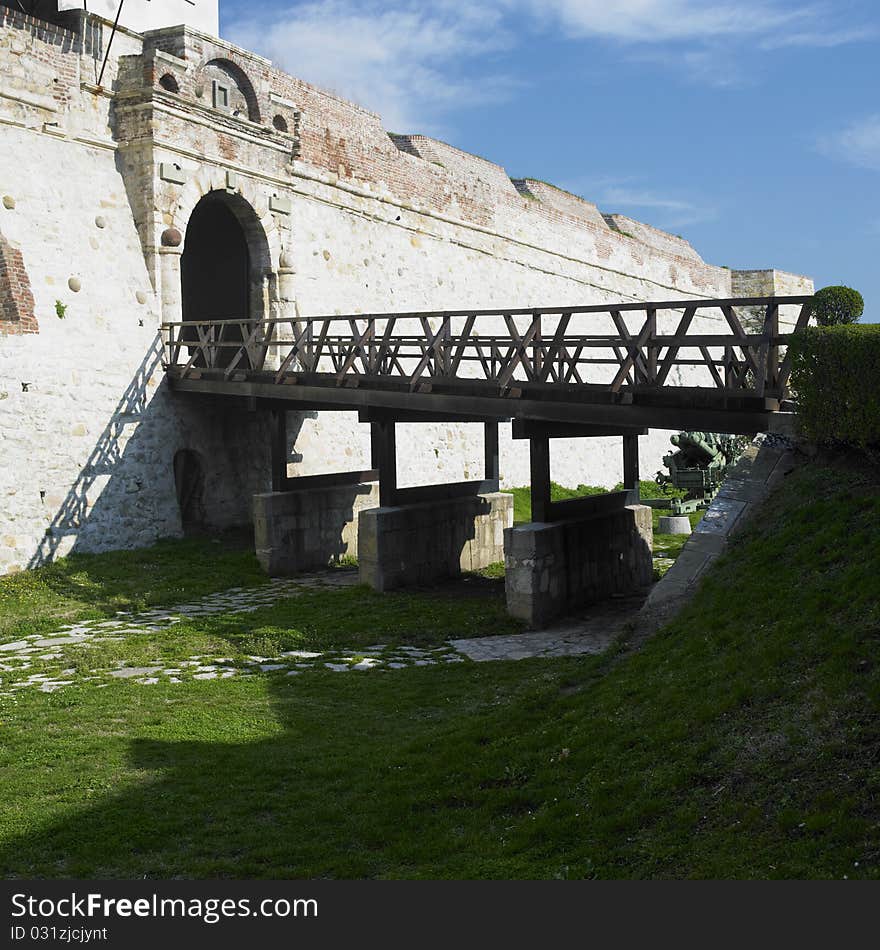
[0,17,813,573]
[731,269,814,331]
[514,180,610,231]
[277,176,732,490]
[605,215,705,264]
[0,121,270,574]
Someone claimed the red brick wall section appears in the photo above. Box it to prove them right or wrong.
[0,234,38,335]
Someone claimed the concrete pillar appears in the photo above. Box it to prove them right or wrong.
[359,493,513,591]
[505,505,654,626]
[271,409,288,491]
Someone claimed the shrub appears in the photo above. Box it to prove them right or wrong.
[788,324,880,447]
[808,285,864,326]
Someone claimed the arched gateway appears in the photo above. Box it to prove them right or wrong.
[179,190,272,369]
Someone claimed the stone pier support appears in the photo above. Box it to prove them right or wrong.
[504,505,653,627]
[358,492,512,591]
[253,477,379,575]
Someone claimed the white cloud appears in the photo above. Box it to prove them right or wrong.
[627,46,754,87]
[761,26,880,49]
[226,0,517,131]
[819,115,880,171]
[518,0,811,43]
[560,177,716,228]
[601,187,715,227]
[224,1,873,131]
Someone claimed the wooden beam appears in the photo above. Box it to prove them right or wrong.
[280,469,378,492]
[162,295,811,327]
[394,480,499,505]
[270,408,288,492]
[623,433,640,499]
[530,434,551,523]
[358,408,507,424]
[169,376,772,434]
[371,420,397,507]
[512,420,648,440]
[547,490,630,522]
[484,421,500,483]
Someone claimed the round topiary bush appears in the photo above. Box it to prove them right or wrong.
[809,285,864,326]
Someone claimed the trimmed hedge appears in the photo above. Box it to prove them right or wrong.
[808,285,864,326]
[788,324,880,447]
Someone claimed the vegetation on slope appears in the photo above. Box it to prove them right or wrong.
[0,456,878,878]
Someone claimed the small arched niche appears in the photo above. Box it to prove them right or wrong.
[173,449,206,533]
[203,59,260,123]
[272,114,288,133]
[159,73,180,94]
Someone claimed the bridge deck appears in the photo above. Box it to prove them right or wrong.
[162,295,812,433]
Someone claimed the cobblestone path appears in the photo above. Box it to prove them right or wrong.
[0,570,636,695]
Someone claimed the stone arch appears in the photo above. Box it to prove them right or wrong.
[0,230,37,335]
[159,72,180,94]
[180,189,275,369]
[199,57,261,123]
[169,171,282,274]
[158,171,288,349]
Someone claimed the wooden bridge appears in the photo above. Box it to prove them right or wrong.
[162,294,811,522]
[163,295,811,431]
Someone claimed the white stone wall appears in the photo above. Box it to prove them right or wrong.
[279,178,729,491]
[0,124,269,573]
[0,15,813,575]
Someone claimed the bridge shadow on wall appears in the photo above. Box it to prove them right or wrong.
[28,336,166,570]
[27,334,277,572]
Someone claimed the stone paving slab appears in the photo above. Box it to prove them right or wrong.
[0,544,681,694]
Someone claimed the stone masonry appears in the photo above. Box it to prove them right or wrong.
[253,481,379,574]
[358,493,512,591]
[0,5,813,574]
[505,505,654,626]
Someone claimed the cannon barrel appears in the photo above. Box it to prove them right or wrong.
[670,432,719,463]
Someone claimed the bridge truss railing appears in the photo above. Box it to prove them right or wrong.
[161,295,813,403]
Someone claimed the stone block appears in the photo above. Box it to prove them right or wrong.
[358,492,510,592]
[505,505,653,627]
[254,481,378,574]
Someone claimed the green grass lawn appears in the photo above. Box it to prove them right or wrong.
[1,457,878,878]
[502,478,682,525]
[502,479,701,575]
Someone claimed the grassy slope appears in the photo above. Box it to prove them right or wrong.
[1,458,878,878]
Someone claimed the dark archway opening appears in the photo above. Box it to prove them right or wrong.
[174,449,206,533]
[181,194,251,368]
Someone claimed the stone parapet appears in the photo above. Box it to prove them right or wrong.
[254,481,378,575]
[358,492,512,591]
[505,505,653,627]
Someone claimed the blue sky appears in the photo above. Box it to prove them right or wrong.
[221,1,880,320]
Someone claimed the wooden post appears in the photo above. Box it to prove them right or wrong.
[623,433,640,502]
[484,421,500,489]
[766,301,779,392]
[529,433,551,523]
[371,420,397,507]
[271,409,288,492]
[645,306,657,384]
